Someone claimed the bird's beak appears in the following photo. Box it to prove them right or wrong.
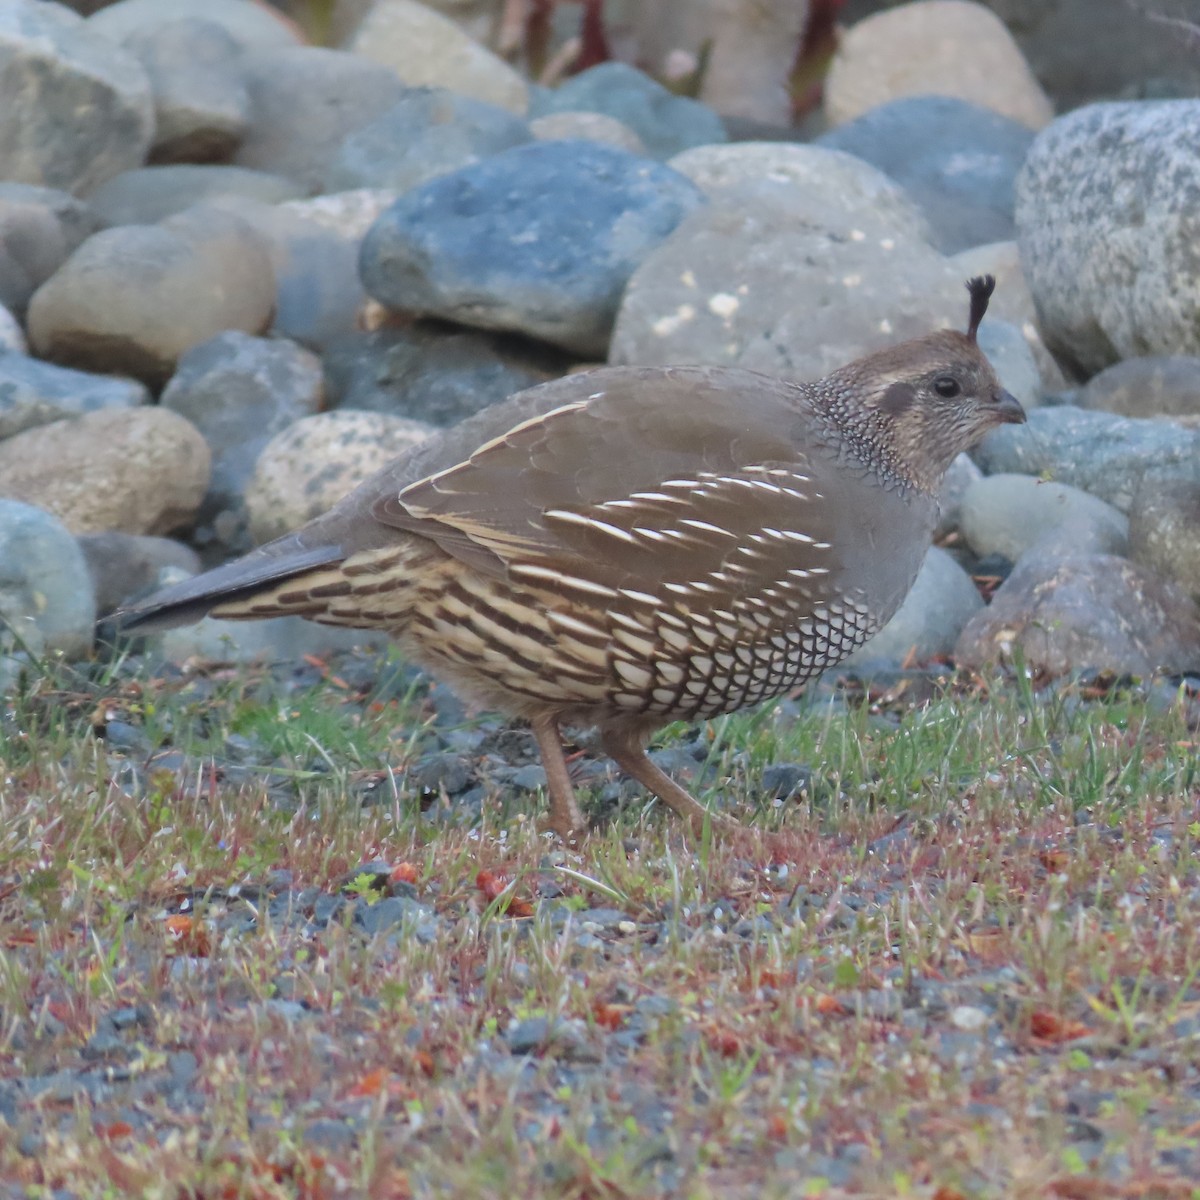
[991,390,1026,425]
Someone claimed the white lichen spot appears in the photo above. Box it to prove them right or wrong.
[879,237,896,251]
[680,269,698,288]
[736,284,749,295]
[841,274,862,288]
[878,317,893,334]
[707,292,740,318]
[652,304,697,337]
[849,229,866,242]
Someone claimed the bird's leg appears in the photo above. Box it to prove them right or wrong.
[530,713,586,845]
[600,727,738,837]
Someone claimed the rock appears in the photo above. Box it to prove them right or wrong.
[160,333,324,554]
[817,96,1034,254]
[87,166,304,228]
[0,408,210,537]
[0,499,95,659]
[1128,481,1200,601]
[360,140,704,357]
[0,305,23,354]
[611,145,978,380]
[245,411,432,544]
[0,184,96,316]
[973,406,1200,514]
[826,1,1054,131]
[843,546,983,671]
[86,0,303,53]
[234,47,409,192]
[1076,357,1200,419]
[955,552,1200,677]
[27,206,276,387]
[0,0,154,193]
[529,62,726,160]
[1015,100,1200,379]
[345,0,528,114]
[0,355,149,440]
[120,17,250,164]
[529,112,646,156]
[325,88,531,195]
[77,531,200,616]
[976,320,1042,411]
[936,452,982,538]
[323,321,566,427]
[959,474,1129,563]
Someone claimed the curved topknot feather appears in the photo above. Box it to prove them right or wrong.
[965,275,995,343]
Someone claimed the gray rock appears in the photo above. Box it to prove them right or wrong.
[323,322,566,427]
[0,184,96,316]
[955,552,1200,677]
[959,474,1129,562]
[76,531,200,616]
[0,1,154,194]
[0,407,210,537]
[0,499,95,659]
[0,354,148,440]
[973,405,1200,514]
[611,146,977,380]
[234,47,409,192]
[842,547,983,672]
[936,452,983,538]
[354,895,437,936]
[1077,356,1200,419]
[27,206,276,387]
[977,318,1042,411]
[1129,480,1200,601]
[87,166,304,229]
[86,0,303,53]
[0,304,23,354]
[529,111,646,155]
[529,62,726,160]
[360,140,704,357]
[818,96,1034,254]
[1015,101,1200,378]
[160,333,324,554]
[325,87,531,195]
[120,18,249,164]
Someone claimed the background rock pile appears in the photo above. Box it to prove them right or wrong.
[1,0,1199,685]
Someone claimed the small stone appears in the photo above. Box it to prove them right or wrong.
[27,207,276,388]
[360,140,703,356]
[0,499,96,659]
[234,47,409,192]
[245,411,432,544]
[354,896,436,936]
[530,112,646,156]
[0,354,148,441]
[936,452,983,538]
[87,0,303,54]
[0,183,96,317]
[88,166,304,229]
[825,1,1054,131]
[818,95,1034,254]
[345,0,529,115]
[1076,356,1200,419]
[325,87,531,195]
[950,1005,990,1031]
[160,332,324,554]
[530,62,726,160]
[1128,480,1200,600]
[0,408,210,537]
[959,474,1129,563]
[0,0,154,193]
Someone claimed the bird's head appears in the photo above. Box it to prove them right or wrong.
[818,275,1026,491]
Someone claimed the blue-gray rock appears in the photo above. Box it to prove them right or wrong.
[530,62,726,160]
[936,452,983,538]
[27,206,276,387]
[1015,100,1200,378]
[955,552,1200,677]
[160,333,324,554]
[86,0,303,54]
[959,474,1129,563]
[87,166,304,229]
[360,140,704,356]
[818,96,1034,254]
[973,405,1200,513]
[976,318,1042,410]
[0,354,148,440]
[323,322,566,427]
[1076,356,1200,419]
[120,17,249,164]
[0,499,96,658]
[76,531,200,616]
[842,547,983,672]
[0,1,154,194]
[0,304,23,354]
[0,184,96,316]
[325,87,531,195]
[234,47,409,192]
[1128,480,1200,601]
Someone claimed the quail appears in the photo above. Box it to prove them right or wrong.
[119,277,1024,841]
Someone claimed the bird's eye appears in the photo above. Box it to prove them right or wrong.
[933,376,961,398]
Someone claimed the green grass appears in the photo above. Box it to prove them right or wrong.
[0,652,1198,1198]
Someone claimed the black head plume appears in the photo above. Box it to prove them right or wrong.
[965,275,995,343]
